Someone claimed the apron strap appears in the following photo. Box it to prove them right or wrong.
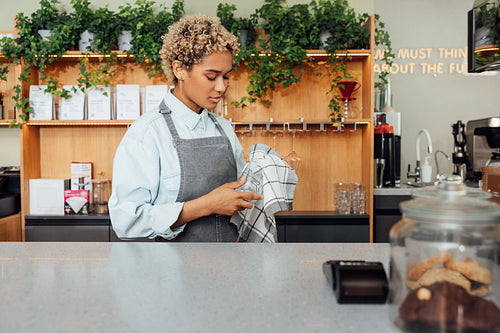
[160,101,229,145]
[207,112,229,139]
[159,101,181,143]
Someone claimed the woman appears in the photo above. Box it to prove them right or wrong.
[109,15,262,242]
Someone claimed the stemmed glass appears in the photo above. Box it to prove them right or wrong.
[236,126,252,162]
[286,129,302,172]
[267,127,283,152]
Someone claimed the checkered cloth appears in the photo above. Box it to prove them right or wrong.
[230,144,298,242]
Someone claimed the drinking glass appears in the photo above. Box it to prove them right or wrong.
[349,183,367,214]
[333,183,349,214]
[237,161,262,205]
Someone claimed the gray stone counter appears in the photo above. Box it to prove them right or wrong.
[373,186,413,196]
[0,242,399,333]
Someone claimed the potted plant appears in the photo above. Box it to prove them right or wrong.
[216,3,255,47]
[0,0,76,126]
[308,0,393,122]
[30,0,71,40]
[66,0,120,93]
[70,0,118,52]
[117,0,184,78]
[229,0,311,108]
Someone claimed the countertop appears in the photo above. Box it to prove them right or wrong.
[373,185,413,196]
[0,242,400,333]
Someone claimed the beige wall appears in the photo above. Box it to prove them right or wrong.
[2,0,499,185]
[375,0,500,180]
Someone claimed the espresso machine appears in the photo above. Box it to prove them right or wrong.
[466,117,500,181]
[451,120,471,181]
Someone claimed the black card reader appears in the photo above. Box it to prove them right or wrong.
[322,260,388,304]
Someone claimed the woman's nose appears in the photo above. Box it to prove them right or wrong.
[215,77,227,93]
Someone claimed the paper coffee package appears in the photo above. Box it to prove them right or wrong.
[64,189,89,215]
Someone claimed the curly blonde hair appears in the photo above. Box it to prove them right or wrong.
[160,15,240,83]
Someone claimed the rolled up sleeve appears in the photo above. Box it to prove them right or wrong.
[109,126,185,240]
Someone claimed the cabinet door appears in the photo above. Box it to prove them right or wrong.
[374,215,401,243]
[285,224,369,243]
[25,225,109,242]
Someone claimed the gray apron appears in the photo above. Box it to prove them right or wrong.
[157,101,239,242]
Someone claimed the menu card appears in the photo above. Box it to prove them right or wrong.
[58,85,85,120]
[116,84,141,120]
[144,85,168,113]
[87,86,112,120]
[29,85,53,120]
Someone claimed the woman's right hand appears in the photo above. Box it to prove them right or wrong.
[205,176,264,216]
[174,176,264,228]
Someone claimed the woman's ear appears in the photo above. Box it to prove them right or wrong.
[172,60,185,81]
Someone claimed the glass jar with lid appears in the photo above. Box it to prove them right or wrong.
[388,175,500,332]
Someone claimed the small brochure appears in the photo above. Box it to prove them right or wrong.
[116,84,141,120]
[29,85,53,120]
[87,86,112,120]
[71,162,92,193]
[144,85,168,113]
[58,85,85,120]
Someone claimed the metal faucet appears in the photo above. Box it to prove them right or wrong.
[434,149,450,181]
[407,129,433,183]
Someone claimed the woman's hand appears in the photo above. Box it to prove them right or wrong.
[174,176,264,228]
[205,176,264,216]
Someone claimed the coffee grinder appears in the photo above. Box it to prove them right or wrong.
[374,114,396,188]
[374,78,401,187]
[466,117,500,181]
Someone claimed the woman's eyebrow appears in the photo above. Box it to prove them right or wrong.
[204,68,233,75]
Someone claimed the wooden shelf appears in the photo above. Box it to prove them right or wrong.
[2,49,372,62]
[25,120,134,126]
[14,15,377,242]
[0,120,15,126]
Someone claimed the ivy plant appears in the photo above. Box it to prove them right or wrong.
[118,0,185,78]
[1,0,75,127]
[224,0,311,108]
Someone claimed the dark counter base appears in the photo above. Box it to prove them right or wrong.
[26,212,370,243]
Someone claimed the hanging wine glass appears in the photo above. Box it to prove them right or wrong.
[286,129,302,172]
[267,127,283,152]
[236,126,252,162]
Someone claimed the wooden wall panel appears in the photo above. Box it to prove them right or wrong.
[0,214,21,241]
[38,126,126,180]
[236,125,367,211]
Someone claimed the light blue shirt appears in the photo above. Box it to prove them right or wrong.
[109,88,246,240]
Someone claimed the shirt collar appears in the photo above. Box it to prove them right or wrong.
[164,86,209,130]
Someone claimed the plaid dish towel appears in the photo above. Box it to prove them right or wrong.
[230,144,298,242]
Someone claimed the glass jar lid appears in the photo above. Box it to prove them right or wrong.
[411,174,492,200]
[401,175,500,225]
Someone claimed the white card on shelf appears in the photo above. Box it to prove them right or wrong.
[87,86,112,120]
[29,85,53,120]
[29,178,65,215]
[144,85,168,113]
[57,85,85,120]
[116,84,141,120]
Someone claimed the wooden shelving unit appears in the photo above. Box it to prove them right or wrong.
[9,16,376,241]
